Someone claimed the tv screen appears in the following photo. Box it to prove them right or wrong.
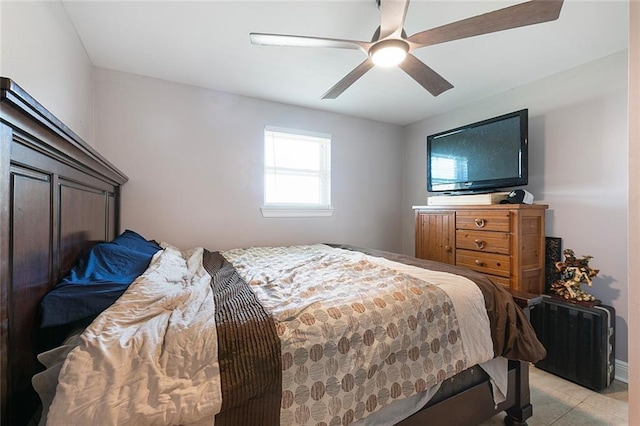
[427,109,528,193]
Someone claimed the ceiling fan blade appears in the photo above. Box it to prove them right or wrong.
[379,0,410,39]
[398,54,453,97]
[322,59,375,99]
[408,0,564,47]
[250,33,371,52]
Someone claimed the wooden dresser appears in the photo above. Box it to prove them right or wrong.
[414,204,547,294]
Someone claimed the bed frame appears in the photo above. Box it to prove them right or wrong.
[0,78,128,425]
[0,77,533,425]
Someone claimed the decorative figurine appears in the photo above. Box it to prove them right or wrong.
[550,249,599,302]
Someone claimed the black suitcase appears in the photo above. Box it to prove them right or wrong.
[530,296,615,391]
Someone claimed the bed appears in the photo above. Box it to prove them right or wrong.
[0,77,544,426]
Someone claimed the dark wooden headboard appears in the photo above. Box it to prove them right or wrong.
[0,78,128,425]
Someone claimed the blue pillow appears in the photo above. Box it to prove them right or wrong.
[111,229,162,256]
[60,243,155,285]
[40,283,129,328]
[41,231,162,328]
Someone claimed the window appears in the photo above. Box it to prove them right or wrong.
[262,126,333,217]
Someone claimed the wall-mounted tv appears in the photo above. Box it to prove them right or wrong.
[427,109,528,194]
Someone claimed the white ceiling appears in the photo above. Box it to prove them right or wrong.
[61,0,629,126]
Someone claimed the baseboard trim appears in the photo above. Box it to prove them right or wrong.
[615,359,628,383]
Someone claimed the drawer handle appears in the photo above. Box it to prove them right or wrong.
[474,219,485,228]
[475,260,484,266]
[474,239,485,249]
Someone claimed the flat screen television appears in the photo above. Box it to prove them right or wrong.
[427,109,528,193]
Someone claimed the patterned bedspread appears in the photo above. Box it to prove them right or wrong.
[45,244,541,425]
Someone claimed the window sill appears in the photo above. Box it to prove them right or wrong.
[261,206,334,218]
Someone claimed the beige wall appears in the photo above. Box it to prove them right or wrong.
[93,68,404,252]
[0,1,94,144]
[627,0,638,422]
[402,51,630,364]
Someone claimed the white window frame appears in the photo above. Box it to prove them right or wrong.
[261,126,333,218]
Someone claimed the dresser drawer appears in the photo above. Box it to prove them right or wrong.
[487,274,511,288]
[456,230,510,254]
[456,249,510,277]
[456,210,510,232]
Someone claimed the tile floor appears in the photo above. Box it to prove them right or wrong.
[480,366,628,426]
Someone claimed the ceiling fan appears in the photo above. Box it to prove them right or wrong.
[250,0,564,99]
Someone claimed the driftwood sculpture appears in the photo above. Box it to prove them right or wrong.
[550,249,599,302]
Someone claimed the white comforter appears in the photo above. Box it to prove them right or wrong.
[45,245,495,425]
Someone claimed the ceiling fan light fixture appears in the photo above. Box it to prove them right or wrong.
[251,0,565,98]
[369,40,409,67]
